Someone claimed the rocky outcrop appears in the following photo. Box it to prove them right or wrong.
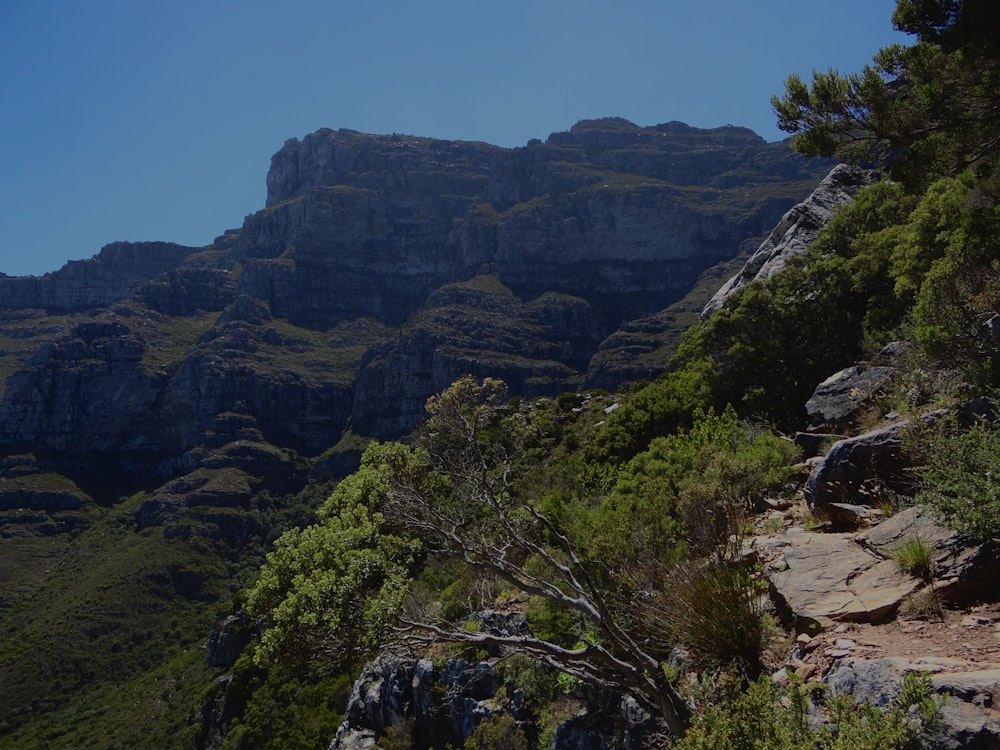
[763,531,921,629]
[205,611,257,668]
[859,507,1000,602]
[330,657,502,750]
[805,365,898,431]
[823,659,1000,750]
[330,653,660,750]
[703,164,874,315]
[0,241,200,312]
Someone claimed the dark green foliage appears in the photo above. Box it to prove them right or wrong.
[915,418,1000,541]
[591,408,799,562]
[211,660,353,750]
[586,357,720,464]
[463,712,529,750]
[244,454,421,667]
[773,0,1000,191]
[673,671,940,750]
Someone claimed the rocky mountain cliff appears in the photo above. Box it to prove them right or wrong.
[0,118,830,505]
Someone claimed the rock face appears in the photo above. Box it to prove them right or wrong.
[764,531,922,629]
[331,654,658,750]
[0,241,199,312]
[703,164,874,315]
[0,118,830,506]
[331,657,502,750]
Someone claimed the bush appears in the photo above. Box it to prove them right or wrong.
[915,419,1000,541]
[673,672,940,750]
[646,557,767,672]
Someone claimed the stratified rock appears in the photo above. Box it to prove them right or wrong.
[703,164,874,315]
[767,532,921,629]
[0,241,200,313]
[859,507,1000,602]
[0,119,830,494]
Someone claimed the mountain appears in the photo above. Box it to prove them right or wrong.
[0,118,831,745]
[0,118,829,485]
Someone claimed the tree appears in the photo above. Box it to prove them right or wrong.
[772,0,1000,189]
[247,376,694,737]
[380,376,692,736]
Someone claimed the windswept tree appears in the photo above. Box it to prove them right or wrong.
[772,0,1000,189]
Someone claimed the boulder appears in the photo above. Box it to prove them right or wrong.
[803,421,913,515]
[805,365,897,431]
[860,507,1000,602]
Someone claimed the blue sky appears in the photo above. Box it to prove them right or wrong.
[0,1,907,277]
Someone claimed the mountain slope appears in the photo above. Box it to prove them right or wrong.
[0,118,831,746]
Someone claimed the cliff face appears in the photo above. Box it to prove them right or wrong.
[0,118,830,498]
[240,121,823,332]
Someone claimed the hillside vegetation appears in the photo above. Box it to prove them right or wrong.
[242,2,1000,748]
[3,1,1000,748]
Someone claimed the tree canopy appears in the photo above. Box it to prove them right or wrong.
[772,0,1000,189]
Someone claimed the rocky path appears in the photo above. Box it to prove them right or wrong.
[751,499,1000,747]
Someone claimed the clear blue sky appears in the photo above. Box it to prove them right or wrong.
[0,1,907,277]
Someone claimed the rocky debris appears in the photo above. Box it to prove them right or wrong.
[805,364,897,431]
[703,164,874,315]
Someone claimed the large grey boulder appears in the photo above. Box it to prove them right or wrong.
[806,365,897,431]
[703,164,875,315]
[804,419,919,519]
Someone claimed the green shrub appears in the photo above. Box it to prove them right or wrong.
[673,672,940,750]
[463,712,528,750]
[915,419,1000,541]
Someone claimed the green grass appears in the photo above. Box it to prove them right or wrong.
[0,497,231,746]
[0,535,72,607]
[891,534,934,580]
